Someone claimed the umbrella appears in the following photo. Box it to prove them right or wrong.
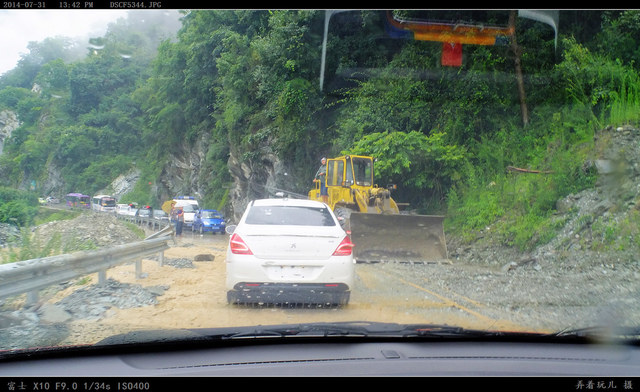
[162,200,176,214]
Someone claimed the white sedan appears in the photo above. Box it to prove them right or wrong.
[115,204,130,216]
[225,198,355,307]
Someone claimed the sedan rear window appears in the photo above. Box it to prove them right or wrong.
[245,206,336,226]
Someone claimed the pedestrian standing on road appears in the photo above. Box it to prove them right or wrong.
[315,157,328,204]
[170,206,177,222]
[175,207,184,236]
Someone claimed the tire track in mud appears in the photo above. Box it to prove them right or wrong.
[354,263,532,331]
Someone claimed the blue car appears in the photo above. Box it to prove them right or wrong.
[193,209,226,234]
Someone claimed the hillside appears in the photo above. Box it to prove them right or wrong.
[4,125,639,274]
[450,125,640,272]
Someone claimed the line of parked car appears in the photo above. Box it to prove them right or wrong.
[117,204,168,219]
[113,201,226,235]
[115,203,169,222]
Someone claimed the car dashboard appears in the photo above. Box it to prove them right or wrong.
[1,338,639,384]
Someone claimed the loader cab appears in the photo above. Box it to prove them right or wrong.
[309,155,377,212]
[327,155,373,189]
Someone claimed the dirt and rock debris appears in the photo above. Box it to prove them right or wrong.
[0,126,639,350]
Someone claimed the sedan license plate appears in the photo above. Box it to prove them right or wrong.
[279,266,306,279]
[264,265,316,280]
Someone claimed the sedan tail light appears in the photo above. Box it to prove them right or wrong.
[229,233,253,255]
[332,236,354,256]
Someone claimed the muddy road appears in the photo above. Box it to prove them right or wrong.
[42,228,639,347]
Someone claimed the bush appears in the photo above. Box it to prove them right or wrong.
[0,187,39,226]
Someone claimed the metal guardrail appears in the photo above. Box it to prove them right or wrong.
[116,214,170,230]
[0,233,172,305]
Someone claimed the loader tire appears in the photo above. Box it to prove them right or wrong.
[334,206,352,231]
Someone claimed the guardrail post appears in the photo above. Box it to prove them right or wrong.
[98,270,106,285]
[26,290,38,305]
[135,259,142,279]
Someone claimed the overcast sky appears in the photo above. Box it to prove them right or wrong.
[0,10,129,76]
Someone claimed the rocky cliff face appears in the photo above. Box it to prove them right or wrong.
[151,131,284,222]
[0,110,20,156]
[109,169,141,201]
[227,147,284,222]
[158,134,209,200]
[1,108,67,197]
[37,163,66,198]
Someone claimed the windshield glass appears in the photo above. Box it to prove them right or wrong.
[201,211,221,219]
[351,157,373,186]
[245,206,336,226]
[178,204,195,213]
[0,8,639,356]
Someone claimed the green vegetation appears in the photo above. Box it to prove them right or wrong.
[0,229,98,265]
[1,10,640,252]
[123,222,146,239]
[32,207,79,226]
[590,210,640,251]
[0,187,39,226]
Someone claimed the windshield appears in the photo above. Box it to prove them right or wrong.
[245,205,336,226]
[178,204,196,213]
[201,211,222,219]
[351,157,373,187]
[0,9,639,357]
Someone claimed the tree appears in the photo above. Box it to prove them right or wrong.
[344,130,466,211]
[510,10,529,127]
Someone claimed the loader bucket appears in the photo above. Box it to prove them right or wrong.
[349,213,448,263]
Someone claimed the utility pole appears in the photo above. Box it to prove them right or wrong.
[510,10,529,127]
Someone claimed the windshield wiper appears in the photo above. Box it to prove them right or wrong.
[222,322,640,343]
[96,322,479,344]
[94,321,560,343]
[224,322,371,339]
[222,322,544,340]
[552,326,640,342]
[5,322,633,361]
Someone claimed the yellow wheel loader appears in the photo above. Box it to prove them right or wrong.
[308,155,448,263]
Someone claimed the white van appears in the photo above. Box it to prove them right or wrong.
[172,196,199,227]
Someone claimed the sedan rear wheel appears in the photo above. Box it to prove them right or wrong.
[227,291,240,305]
[331,291,350,307]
